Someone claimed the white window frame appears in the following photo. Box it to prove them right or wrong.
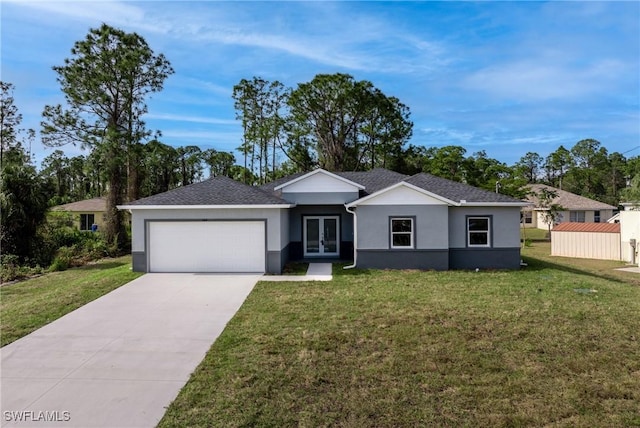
[467,216,491,247]
[390,217,414,249]
[523,211,533,224]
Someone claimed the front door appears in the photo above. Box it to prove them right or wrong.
[304,216,340,257]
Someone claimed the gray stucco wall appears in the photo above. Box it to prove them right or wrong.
[449,248,521,270]
[128,207,289,274]
[358,249,449,270]
[448,206,521,248]
[356,205,449,250]
[353,204,522,271]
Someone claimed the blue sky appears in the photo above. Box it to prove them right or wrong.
[2,1,639,168]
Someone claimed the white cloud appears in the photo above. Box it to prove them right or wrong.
[161,130,239,141]
[464,57,626,101]
[146,113,236,126]
[421,127,475,144]
[7,0,169,34]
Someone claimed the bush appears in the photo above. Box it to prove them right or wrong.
[5,211,121,278]
[1,254,45,283]
[49,246,74,272]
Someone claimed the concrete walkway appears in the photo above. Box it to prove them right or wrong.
[1,273,259,428]
[260,263,333,282]
[616,266,640,273]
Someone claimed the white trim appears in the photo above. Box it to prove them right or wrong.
[346,182,459,207]
[274,169,365,191]
[461,201,532,207]
[344,206,357,269]
[117,204,295,210]
[467,216,491,248]
[390,217,414,249]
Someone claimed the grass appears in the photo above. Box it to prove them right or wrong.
[281,261,309,275]
[0,256,142,347]
[521,226,550,242]
[159,243,640,427]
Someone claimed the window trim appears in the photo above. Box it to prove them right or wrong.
[594,210,601,223]
[522,211,533,224]
[389,217,415,249]
[466,216,492,248]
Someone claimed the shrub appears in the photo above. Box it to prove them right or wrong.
[49,246,75,272]
[0,254,45,283]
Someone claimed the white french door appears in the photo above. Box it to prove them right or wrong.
[303,216,340,257]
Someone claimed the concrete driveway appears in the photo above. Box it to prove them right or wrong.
[1,273,260,428]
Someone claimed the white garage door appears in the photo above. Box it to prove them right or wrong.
[148,221,266,273]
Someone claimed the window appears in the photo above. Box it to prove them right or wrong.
[594,211,601,223]
[390,218,414,248]
[80,214,95,231]
[467,217,490,247]
[569,211,585,223]
[522,211,533,224]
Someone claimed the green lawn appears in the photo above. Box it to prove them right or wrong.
[0,256,142,347]
[160,243,640,427]
[521,226,550,241]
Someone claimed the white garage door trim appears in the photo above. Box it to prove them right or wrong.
[148,220,266,273]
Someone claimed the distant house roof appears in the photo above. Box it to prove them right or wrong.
[552,222,620,233]
[122,176,291,206]
[53,197,106,212]
[525,184,616,211]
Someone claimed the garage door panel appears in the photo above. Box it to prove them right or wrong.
[148,221,265,273]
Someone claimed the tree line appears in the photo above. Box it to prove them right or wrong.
[2,23,640,274]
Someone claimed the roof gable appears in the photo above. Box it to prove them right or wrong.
[274,169,364,192]
[347,182,455,207]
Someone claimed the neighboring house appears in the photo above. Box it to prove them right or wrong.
[52,197,107,231]
[118,168,529,274]
[522,184,616,230]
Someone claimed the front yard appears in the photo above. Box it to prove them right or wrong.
[0,256,142,347]
[160,243,640,427]
[2,245,639,426]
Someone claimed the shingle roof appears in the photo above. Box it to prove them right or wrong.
[525,184,616,210]
[552,222,620,233]
[259,171,307,193]
[125,168,527,207]
[126,176,290,206]
[259,168,408,197]
[336,168,408,195]
[404,173,525,203]
[53,197,106,212]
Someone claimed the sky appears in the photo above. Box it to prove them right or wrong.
[2,0,639,169]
